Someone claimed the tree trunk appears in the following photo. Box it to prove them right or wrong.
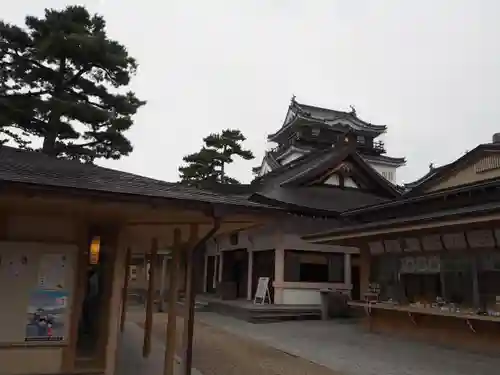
[42,58,66,156]
[220,145,227,182]
[42,132,58,155]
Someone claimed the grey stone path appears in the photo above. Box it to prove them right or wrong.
[196,312,500,375]
[116,321,203,375]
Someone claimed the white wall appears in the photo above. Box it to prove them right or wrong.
[205,229,276,255]
[206,224,358,304]
[369,162,398,183]
[206,229,359,255]
[281,285,347,305]
[280,152,303,165]
[259,161,272,176]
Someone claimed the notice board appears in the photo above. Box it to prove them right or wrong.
[0,242,76,344]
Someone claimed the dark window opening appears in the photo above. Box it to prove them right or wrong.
[284,250,345,283]
[300,263,328,282]
[229,233,238,246]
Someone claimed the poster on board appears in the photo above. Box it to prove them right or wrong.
[0,254,28,277]
[25,290,68,341]
[37,254,67,290]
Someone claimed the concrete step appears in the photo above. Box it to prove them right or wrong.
[204,300,321,323]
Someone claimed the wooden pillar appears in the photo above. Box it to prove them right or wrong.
[158,254,168,312]
[143,238,158,358]
[203,252,208,293]
[218,252,223,283]
[62,223,89,372]
[274,230,285,304]
[120,247,132,332]
[246,250,253,300]
[104,232,128,375]
[164,228,182,375]
[96,227,121,367]
[360,245,371,297]
[344,253,352,293]
[180,225,200,375]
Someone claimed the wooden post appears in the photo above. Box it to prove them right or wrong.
[180,224,200,375]
[359,245,371,297]
[96,227,121,365]
[143,238,158,358]
[246,250,253,300]
[164,228,182,375]
[158,254,168,312]
[120,247,132,332]
[61,223,89,372]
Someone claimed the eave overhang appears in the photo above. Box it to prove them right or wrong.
[302,201,500,245]
[267,114,387,143]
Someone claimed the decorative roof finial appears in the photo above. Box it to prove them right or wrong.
[291,94,296,103]
[349,105,356,116]
[429,162,434,171]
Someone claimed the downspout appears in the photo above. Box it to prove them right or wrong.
[181,215,221,375]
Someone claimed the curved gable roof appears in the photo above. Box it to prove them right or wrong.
[268,98,387,141]
[405,143,500,196]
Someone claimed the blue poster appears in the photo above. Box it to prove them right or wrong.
[25,290,68,341]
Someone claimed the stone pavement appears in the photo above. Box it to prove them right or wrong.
[115,321,203,375]
[196,312,500,375]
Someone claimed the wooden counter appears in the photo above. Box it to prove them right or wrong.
[348,301,500,354]
[348,301,500,324]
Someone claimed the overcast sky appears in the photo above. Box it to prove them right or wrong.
[4,1,500,184]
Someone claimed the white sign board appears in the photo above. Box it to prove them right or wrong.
[253,277,271,305]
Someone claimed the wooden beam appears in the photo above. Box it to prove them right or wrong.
[120,247,132,333]
[164,228,182,375]
[143,238,158,358]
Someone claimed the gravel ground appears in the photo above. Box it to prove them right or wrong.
[136,313,341,375]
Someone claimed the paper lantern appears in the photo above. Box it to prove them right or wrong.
[89,236,101,265]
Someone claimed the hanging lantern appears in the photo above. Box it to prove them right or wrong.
[89,236,101,265]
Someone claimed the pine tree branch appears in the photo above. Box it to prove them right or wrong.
[62,65,90,88]
[0,90,48,98]
[0,48,55,76]
[64,87,110,111]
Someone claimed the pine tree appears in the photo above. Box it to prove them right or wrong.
[0,6,145,162]
[179,129,254,187]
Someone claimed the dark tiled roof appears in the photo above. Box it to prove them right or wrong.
[253,186,389,214]
[250,143,400,214]
[0,146,272,209]
[362,154,406,166]
[252,147,334,187]
[268,99,386,141]
[250,215,343,236]
[403,164,449,190]
[293,101,386,131]
[199,183,255,196]
[281,150,400,196]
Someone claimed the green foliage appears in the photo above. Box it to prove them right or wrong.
[0,5,145,162]
[179,129,254,187]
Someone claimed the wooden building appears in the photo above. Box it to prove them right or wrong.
[205,98,406,305]
[304,135,500,354]
[0,146,288,375]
